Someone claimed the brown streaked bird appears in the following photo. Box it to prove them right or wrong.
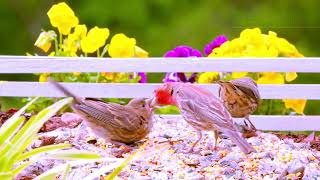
[217,77,260,131]
[48,79,154,145]
[151,82,256,154]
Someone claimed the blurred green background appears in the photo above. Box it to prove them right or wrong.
[0,0,320,113]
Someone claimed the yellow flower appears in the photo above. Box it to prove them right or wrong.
[101,72,114,80]
[47,2,79,35]
[209,28,303,58]
[135,46,148,58]
[231,72,248,79]
[73,25,87,39]
[283,99,306,114]
[34,30,56,52]
[285,72,298,82]
[63,36,78,56]
[73,72,81,76]
[198,72,220,84]
[80,26,110,53]
[257,72,284,84]
[108,33,136,58]
[39,73,50,82]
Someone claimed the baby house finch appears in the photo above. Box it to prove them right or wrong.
[217,77,260,131]
[151,82,256,154]
[49,79,154,145]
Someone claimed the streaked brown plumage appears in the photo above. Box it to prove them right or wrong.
[49,79,154,145]
[217,77,260,131]
[152,82,256,154]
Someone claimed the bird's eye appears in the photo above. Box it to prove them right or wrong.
[170,89,174,95]
[142,103,145,107]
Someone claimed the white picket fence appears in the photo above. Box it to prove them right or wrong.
[0,56,320,131]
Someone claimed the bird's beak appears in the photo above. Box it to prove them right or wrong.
[149,97,158,108]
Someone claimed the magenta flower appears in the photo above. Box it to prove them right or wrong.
[137,72,147,83]
[204,35,228,56]
[164,45,202,58]
[163,45,202,83]
[130,72,147,83]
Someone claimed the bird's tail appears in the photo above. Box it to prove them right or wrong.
[224,130,256,154]
[48,78,80,104]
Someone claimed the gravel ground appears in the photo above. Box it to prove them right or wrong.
[17,115,320,180]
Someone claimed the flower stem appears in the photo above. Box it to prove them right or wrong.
[96,73,101,83]
[97,48,101,58]
[54,37,58,54]
[59,33,62,47]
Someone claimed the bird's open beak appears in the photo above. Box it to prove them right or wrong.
[149,97,158,108]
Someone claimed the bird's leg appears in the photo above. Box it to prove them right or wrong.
[186,131,202,153]
[110,140,133,151]
[74,121,85,142]
[213,130,219,150]
[244,115,257,131]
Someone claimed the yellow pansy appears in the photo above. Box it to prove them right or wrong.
[209,28,303,58]
[231,72,248,79]
[63,36,78,56]
[108,33,136,58]
[285,72,298,82]
[257,72,284,84]
[101,72,114,80]
[198,72,220,84]
[80,26,110,53]
[283,99,306,114]
[135,46,149,58]
[73,72,81,76]
[39,73,50,82]
[47,2,79,35]
[34,30,56,52]
[73,24,87,39]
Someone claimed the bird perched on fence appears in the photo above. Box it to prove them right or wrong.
[48,79,154,146]
[151,82,256,154]
[217,77,260,132]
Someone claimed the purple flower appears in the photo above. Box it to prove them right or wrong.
[204,35,228,56]
[138,72,147,83]
[164,45,202,58]
[130,72,147,83]
[163,45,202,83]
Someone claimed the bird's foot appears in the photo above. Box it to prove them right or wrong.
[182,147,200,154]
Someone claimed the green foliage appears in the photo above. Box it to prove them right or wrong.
[0,97,104,179]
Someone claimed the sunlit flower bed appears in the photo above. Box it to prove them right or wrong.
[30,2,307,115]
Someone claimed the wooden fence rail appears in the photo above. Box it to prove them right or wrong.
[0,56,320,131]
[1,56,320,73]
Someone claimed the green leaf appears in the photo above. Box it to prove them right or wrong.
[61,163,71,180]
[0,97,38,147]
[11,161,33,176]
[9,98,72,157]
[105,142,148,180]
[0,172,13,180]
[48,150,102,160]
[101,44,109,57]
[17,143,71,162]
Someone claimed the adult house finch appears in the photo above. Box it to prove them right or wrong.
[151,82,256,154]
[217,77,260,131]
[48,79,154,145]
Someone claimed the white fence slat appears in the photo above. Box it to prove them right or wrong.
[1,56,320,73]
[161,115,320,131]
[0,82,319,99]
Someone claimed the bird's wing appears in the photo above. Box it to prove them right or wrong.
[74,99,142,132]
[177,91,237,132]
[231,78,260,100]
